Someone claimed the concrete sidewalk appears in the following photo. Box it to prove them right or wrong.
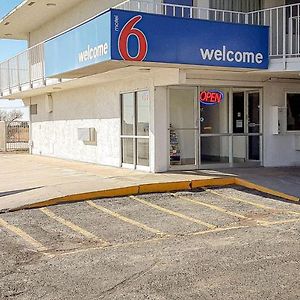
[0,154,299,212]
[217,167,300,198]
[183,167,300,199]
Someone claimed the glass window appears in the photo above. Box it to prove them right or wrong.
[137,139,149,166]
[169,88,197,166]
[121,91,150,168]
[137,91,150,136]
[121,93,134,135]
[287,93,300,131]
[169,88,195,129]
[163,0,193,17]
[30,104,37,115]
[201,136,229,164]
[122,138,134,164]
[200,88,229,134]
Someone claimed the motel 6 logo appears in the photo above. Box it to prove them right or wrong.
[118,16,148,61]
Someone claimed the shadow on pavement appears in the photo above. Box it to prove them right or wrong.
[0,187,44,198]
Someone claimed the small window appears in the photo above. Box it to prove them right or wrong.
[30,104,37,115]
[163,0,193,17]
[287,93,300,131]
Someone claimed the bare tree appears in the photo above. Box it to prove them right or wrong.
[0,109,23,125]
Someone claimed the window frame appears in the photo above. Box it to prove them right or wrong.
[30,104,37,115]
[120,90,150,171]
[286,91,300,133]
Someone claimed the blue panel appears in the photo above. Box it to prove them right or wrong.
[45,11,111,77]
[111,9,269,69]
[163,0,193,17]
[163,0,193,4]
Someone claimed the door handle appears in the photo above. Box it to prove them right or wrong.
[248,123,259,127]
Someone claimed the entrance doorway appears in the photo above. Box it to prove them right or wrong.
[232,90,261,163]
[168,86,262,170]
[169,87,198,169]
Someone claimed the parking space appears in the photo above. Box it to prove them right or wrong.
[0,185,300,299]
[1,185,299,258]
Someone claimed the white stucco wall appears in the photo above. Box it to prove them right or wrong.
[24,71,300,172]
[263,81,300,167]
[24,76,156,168]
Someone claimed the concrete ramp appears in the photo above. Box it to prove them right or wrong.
[0,154,298,212]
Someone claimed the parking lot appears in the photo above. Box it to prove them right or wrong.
[1,185,299,299]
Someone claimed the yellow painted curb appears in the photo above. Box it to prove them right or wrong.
[191,177,236,189]
[15,176,299,212]
[235,178,300,203]
[139,181,191,194]
[24,186,140,210]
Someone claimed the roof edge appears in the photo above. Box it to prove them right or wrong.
[0,0,28,25]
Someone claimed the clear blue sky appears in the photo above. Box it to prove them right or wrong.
[0,0,27,62]
[0,0,26,108]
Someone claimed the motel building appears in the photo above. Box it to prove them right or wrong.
[1,0,300,173]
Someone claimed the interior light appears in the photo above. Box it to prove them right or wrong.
[28,2,36,6]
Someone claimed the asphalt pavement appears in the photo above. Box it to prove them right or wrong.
[1,186,299,299]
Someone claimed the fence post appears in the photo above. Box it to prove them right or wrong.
[283,6,287,69]
[0,121,6,152]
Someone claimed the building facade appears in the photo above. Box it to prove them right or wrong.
[0,0,300,172]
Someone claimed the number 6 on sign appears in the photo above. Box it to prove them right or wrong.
[118,16,148,61]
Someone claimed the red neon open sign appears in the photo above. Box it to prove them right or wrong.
[199,90,224,106]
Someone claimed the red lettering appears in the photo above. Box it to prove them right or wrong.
[200,91,207,101]
[211,93,216,102]
[206,92,212,102]
[199,90,224,105]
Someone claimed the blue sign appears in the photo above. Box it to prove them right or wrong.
[44,9,269,77]
[111,9,269,69]
[45,12,111,77]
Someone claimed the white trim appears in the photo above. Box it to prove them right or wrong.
[136,165,151,172]
[122,163,135,169]
[121,135,150,139]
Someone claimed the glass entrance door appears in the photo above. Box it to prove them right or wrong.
[247,91,260,161]
[232,90,262,164]
[168,87,262,170]
[169,87,198,169]
[199,87,230,166]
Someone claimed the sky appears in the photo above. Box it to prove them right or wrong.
[0,0,27,61]
[0,0,27,111]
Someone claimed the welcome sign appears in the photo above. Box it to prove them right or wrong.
[111,9,269,69]
[45,12,111,77]
[44,9,269,77]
